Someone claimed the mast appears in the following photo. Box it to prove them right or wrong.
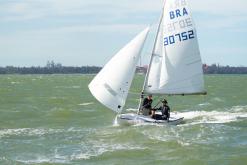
[137,1,166,111]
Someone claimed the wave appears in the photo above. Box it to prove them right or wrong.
[78,102,94,106]
[211,97,225,102]
[2,127,146,163]
[55,86,81,89]
[139,107,247,146]
[15,144,146,163]
[0,128,64,138]
[16,156,68,164]
[176,105,247,125]
[71,143,146,160]
[0,127,94,139]
[197,102,211,106]
[10,81,20,84]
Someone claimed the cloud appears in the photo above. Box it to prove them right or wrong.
[0,0,163,22]
[1,0,247,34]
[3,0,246,17]
[0,0,246,67]
[25,24,149,35]
[0,1,47,21]
[190,0,247,15]
[189,0,247,32]
[2,0,247,32]
[196,15,247,31]
[201,46,247,66]
[1,0,246,35]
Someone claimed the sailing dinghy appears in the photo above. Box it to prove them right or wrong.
[89,0,206,125]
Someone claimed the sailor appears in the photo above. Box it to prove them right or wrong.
[140,94,153,116]
[153,99,170,120]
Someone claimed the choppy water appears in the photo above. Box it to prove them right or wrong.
[0,74,246,165]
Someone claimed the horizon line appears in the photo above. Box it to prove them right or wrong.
[1,63,247,68]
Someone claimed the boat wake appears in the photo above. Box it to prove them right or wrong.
[177,105,247,125]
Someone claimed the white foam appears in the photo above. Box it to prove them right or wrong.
[71,143,146,160]
[78,102,94,106]
[177,140,190,146]
[72,86,80,89]
[113,115,119,126]
[10,81,20,84]
[0,128,88,138]
[198,102,211,106]
[141,128,191,146]
[177,107,247,124]
[16,156,69,164]
[212,97,224,102]
[231,105,247,112]
[55,86,81,89]
[125,108,138,112]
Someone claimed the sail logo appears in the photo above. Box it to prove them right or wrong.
[170,8,188,20]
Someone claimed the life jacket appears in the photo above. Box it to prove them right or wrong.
[142,98,153,109]
[162,105,170,118]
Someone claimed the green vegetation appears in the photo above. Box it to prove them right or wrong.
[203,64,247,74]
[0,61,246,74]
[0,61,101,74]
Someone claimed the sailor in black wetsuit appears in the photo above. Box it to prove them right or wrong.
[140,94,153,116]
[154,99,170,120]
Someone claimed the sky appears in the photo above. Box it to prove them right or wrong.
[0,0,247,67]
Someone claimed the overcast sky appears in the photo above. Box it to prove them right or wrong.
[0,0,247,67]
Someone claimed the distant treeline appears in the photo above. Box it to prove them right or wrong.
[0,61,101,74]
[135,64,247,74]
[203,64,247,74]
[0,61,246,74]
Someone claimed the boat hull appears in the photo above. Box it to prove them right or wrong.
[117,113,184,125]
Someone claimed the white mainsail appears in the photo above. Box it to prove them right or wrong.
[89,27,150,113]
[144,0,206,95]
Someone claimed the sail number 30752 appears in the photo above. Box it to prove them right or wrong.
[164,30,194,46]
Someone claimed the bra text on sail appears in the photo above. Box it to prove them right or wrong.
[169,8,188,20]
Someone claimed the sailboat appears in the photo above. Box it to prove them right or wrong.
[88,0,206,125]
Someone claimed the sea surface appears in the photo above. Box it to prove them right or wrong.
[0,74,246,165]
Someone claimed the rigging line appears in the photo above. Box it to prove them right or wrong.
[137,1,167,113]
[153,95,164,109]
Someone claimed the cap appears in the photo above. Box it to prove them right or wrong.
[162,99,167,104]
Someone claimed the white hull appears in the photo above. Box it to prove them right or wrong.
[117,113,184,125]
